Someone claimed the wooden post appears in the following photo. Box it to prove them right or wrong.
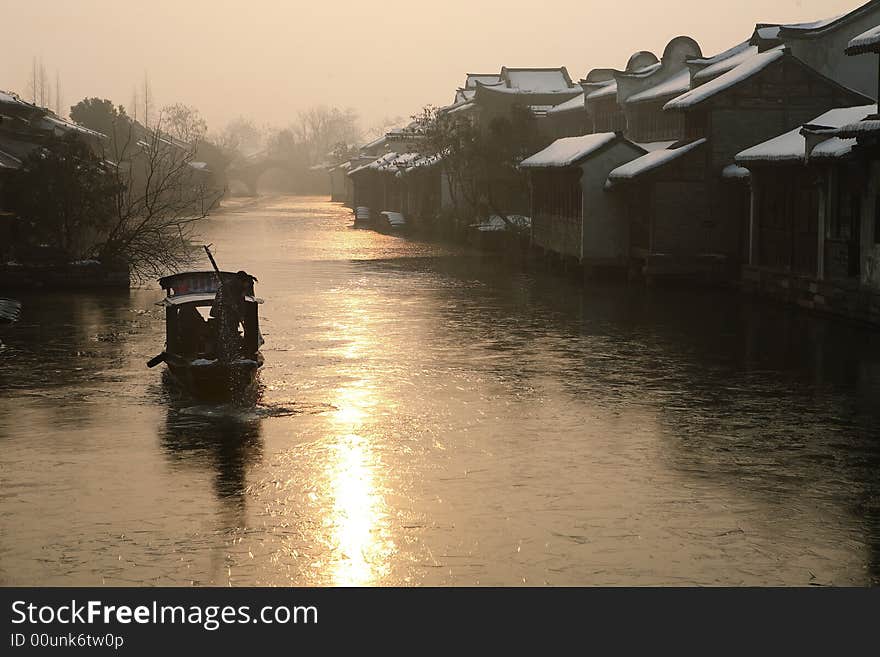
[818,169,833,281]
[748,174,759,266]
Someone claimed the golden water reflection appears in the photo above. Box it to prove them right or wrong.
[324,376,393,585]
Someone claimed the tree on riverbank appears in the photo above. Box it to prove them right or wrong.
[100,109,224,279]
[9,134,118,260]
[413,104,543,229]
[10,103,224,280]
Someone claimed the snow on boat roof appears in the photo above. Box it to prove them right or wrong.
[626,69,691,104]
[693,45,759,83]
[157,293,263,307]
[547,93,585,114]
[606,138,706,184]
[664,47,784,111]
[736,104,876,163]
[502,67,575,93]
[519,133,621,169]
[846,24,880,54]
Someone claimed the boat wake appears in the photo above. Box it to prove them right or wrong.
[177,400,333,421]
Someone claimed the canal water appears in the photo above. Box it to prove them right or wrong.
[2,195,880,586]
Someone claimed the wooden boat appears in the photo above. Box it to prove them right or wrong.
[353,206,371,228]
[0,298,21,323]
[148,269,264,401]
[378,211,407,233]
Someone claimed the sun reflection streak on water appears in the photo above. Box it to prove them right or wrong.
[323,304,394,585]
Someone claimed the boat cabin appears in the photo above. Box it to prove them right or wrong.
[157,271,263,360]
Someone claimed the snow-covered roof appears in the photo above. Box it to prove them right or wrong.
[586,80,618,100]
[846,24,880,54]
[349,151,440,177]
[359,134,388,152]
[348,151,398,176]
[466,73,502,89]
[446,100,476,115]
[627,69,691,104]
[664,47,785,111]
[547,93,585,114]
[585,62,663,102]
[500,67,576,93]
[688,41,752,67]
[606,138,707,184]
[636,140,677,152]
[753,25,782,43]
[736,104,876,163]
[0,90,25,105]
[832,117,880,137]
[40,115,107,139]
[692,45,759,83]
[520,133,622,168]
[398,153,442,174]
[776,12,850,38]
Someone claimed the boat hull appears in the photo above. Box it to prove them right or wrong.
[163,352,264,401]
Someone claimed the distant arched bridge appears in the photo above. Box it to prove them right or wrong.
[226,157,297,196]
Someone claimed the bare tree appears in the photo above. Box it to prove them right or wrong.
[40,59,48,108]
[211,116,264,160]
[29,57,37,104]
[129,87,140,123]
[27,57,49,107]
[141,72,154,128]
[54,70,63,117]
[291,105,360,163]
[161,103,208,144]
[365,114,404,141]
[100,109,223,280]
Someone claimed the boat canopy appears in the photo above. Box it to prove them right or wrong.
[158,271,257,298]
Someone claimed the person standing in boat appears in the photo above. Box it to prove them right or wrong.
[209,270,254,361]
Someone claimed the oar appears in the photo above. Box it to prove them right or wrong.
[146,352,167,368]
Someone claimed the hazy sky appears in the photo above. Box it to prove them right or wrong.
[0,0,866,137]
